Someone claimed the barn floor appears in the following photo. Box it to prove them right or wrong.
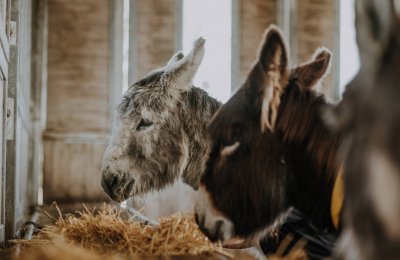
[10,202,266,260]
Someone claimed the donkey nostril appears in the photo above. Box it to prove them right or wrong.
[111,176,118,188]
[214,220,224,241]
[195,213,199,225]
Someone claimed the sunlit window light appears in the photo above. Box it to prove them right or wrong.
[182,0,232,103]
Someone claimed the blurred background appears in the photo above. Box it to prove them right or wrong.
[0,0,360,245]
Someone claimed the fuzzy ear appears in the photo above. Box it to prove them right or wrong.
[163,37,205,91]
[355,0,396,63]
[292,47,332,90]
[166,51,185,67]
[247,25,289,132]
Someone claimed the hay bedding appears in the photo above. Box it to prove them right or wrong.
[11,203,309,260]
[12,203,233,259]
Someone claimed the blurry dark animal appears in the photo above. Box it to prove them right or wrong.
[324,0,400,259]
[195,25,343,248]
[100,38,221,202]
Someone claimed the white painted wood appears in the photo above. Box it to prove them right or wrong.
[277,0,291,46]
[231,0,241,92]
[333,0,341,102]
[174,0,183,53]
[128,0,138,85]
[109,0,124,131]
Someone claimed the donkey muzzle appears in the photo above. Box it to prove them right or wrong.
[101,171,135,202]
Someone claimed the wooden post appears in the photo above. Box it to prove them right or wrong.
[6,0,34,241]
[109,0,123,131]
[30,0,48,207]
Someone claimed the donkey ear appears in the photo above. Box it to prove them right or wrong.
[292,47,332,90]
[257,26,289,81]
[167,51,185,67]
[248,25,289,132]
[164,37,205,91]
[355,0,396,63]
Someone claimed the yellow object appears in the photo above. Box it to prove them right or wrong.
[331,164,344,230]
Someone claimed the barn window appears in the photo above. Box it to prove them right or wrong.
[340,0,360,94]
[182,0,232,103]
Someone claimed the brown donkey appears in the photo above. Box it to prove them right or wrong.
[195,26,342,248]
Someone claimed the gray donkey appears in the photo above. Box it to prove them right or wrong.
[325,0,400,259]
[101,38,221,202]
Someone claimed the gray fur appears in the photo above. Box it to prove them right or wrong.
[101,38,221,202]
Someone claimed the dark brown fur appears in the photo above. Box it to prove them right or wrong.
[198,26,342,241]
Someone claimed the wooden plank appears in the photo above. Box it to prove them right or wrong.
[296,0,335,99]
[46,0,110,132]
[240,0,277,81]
[136,0,175,78]
[43,140,109,203]
[42,131,109,144]
[30,0,48,207]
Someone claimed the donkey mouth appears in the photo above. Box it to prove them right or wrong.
[121,180,135,200]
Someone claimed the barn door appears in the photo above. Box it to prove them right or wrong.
[5,0,33,241]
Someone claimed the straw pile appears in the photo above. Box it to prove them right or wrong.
[12,203,233,258]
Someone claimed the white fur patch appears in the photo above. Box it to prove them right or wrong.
[368,148,400,241]
[220,142,240,157]
[261,70,284,132]
[195,186,235,242]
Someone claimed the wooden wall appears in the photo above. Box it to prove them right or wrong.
[43,0,110,203]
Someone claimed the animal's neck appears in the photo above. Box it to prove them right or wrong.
[276,85,342,230]
[179,87,222,189]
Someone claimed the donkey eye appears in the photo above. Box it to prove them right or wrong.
[136,119,153,131]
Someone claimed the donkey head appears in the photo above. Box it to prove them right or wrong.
[101,38,206,202]
[195,26,332,242]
